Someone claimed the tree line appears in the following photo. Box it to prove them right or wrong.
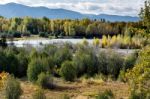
[0,16,144,38]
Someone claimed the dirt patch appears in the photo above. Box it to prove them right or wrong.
[19,78,129,99]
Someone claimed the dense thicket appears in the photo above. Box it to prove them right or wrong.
[0,43,138,81]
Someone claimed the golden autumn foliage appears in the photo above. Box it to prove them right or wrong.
[0,72,9,89]
[102,35,108,48]
[93,38,100,47]
[101,34,148,49]
[126,46,150,98]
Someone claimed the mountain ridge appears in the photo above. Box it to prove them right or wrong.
[0,3,140,22]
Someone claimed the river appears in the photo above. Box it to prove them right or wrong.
[7,38,137,55]
[7,38,93,47]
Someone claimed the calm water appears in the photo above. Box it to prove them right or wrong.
[7,39,93,47]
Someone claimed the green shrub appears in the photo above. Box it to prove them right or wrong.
[17,52,28,77]
[5,50,19,76]
[61,94,70,99]
[118,70,126,82]
[0,47,29,77]
[32,88,46,99]
[96,90,114,99]
[4,75,22,99]
[0,36,7,48]
[106,52,124,78]
[129,90,150,99]
[73,48,97,76]
[27,58,49,82]
[29,49,39,59]
[39,32,48,38]
[12,31,21,38]
[97,51,108,75]
[43,45,58,57]
[124,52,137,71]
[0,50,7,72]
[37,72,54,89]
[98,51,124,78]
[60,61,76,81]
[54,47,72,67]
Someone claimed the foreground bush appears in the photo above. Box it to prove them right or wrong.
[4,75,22,99]
[96,89,114,99]
[32,88,46,99]
[37,72,54,89]
[126,46,150,98]
[60,61,76,81]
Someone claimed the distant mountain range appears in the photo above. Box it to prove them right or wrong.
[0,3,140,22]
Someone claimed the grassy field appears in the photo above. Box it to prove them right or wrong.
[17,78,129,99]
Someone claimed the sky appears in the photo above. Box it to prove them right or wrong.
[0,0,145,16]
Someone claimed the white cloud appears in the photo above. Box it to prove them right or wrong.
[0,0,145,16]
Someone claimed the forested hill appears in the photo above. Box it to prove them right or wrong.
[0,3,139,22]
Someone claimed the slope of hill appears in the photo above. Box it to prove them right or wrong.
[0,3,140,22]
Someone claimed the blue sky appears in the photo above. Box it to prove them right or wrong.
[0,0,145,16]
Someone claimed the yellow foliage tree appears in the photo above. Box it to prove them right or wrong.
[109,35,117,48]
[126,46,150,98]
[102,35,108,48]
[93,37,100,47]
